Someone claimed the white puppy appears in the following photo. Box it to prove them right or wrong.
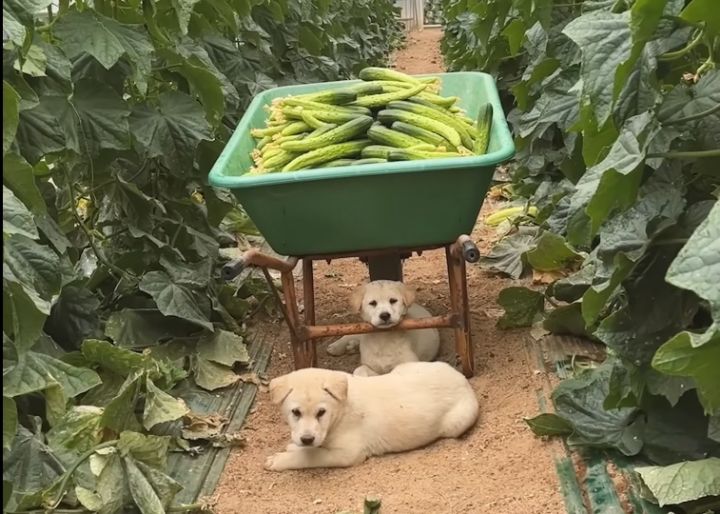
[326,280,440,376]
[265,361,479,471]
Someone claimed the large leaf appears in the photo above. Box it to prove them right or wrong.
[562,10,631,125]
[44,284,101,349]
[479,227,537,279]
[636,458,720,507]
[525,231,580,272]
[2,0,53,46]
[116,431,171,469]
[4,233,61,300]
[81,339,145,377]
[193,356,240,391]
[54,9,153,78]
[105,309,199,348]
[658,71,720,125]
[142,377,189,430]
[524,413,574,437]
[496,287,545,329]
[552,361,644,455]
[3,185,38,240]
[196,329,249,367]
[3,153,47,215]
[124,457,182,514]
[100,372,143,433]
[129,92,212,173]
[70,79,131,153]
[652,334,720,415]
[681,0,720,36]
[140,271,213,331]
[3,350,101,398]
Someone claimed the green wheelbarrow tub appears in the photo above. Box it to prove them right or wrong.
[208,72,515,256]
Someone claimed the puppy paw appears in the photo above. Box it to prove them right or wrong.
[327,336,358,356]
[264,451,295,471]
[286,443,302,452]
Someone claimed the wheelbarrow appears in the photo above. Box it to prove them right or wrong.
[208,72,515,377]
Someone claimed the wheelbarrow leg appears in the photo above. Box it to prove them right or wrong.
[279,269,313,369]
[302,259,317,367]
[447,241,475,378]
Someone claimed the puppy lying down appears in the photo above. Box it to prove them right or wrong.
[265,361,479,471]
[327,280,441,376]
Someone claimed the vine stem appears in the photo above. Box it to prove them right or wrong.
[664,102,720,125]
[658,27,705,61]
[647,149,720,159]
[45,440,119,510]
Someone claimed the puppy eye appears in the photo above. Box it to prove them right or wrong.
[369,300,377,307]
[291,408,301,417]
[389,298,398,304]
[316,408,326,418]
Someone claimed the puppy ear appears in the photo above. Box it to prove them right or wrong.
[323,373,348,403]
[350,283,367,313]
[401,283,416,306]
[268,375,292,404]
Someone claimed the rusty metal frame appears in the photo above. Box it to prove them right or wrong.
[228,235,478,377]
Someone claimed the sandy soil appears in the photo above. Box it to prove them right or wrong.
[214,28,566,514]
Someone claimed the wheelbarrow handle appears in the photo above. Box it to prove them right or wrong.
[221,259,246,281]
[462,240,480,263]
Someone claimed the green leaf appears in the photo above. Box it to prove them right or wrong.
[665,201,720,328]
[3,185,38,239]
[3,350,102,398]
[170,0,201,34]
[3,397,18,450]
[543,302,590,338]
[480,227,537,279]
[552,361,644,455]
[298,25,323,55]
[4,234,60,299]
[116,431,171,469]
[15,94,69,163]
[193,356,239,391]
[496,286,545,329]
[197,329,249,367]
[100,373,143,433]
[53,9,154,78]
[44,284,101,349]
[46,406,104,466]
[81,339,145,377]
[124,457,182,513]
[3,0,53,46]
[142,377,189,430]
[105,309,199,348]
[71,79,131,153]
[3,81,21,155]
[562,10,631,125]
[129,92,212,173]
[658,70,720,124]
[524,413,574,436]
[681,0,720,36]
[636,458,720,507]
[140,271,213,331]
[3,153,47,215]
[96,453,130,514]
[652,334,720,415]
[525,231,580,272]
[3,280,48,351]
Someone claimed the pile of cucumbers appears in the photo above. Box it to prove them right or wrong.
[249,67,493,174]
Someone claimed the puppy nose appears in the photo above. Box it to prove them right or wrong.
[379,312,391,322]
[300,435,315,446]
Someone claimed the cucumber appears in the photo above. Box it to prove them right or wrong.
[347,82,385,96]
[388,100,474,149]
[354,158,387,165]
[263,150,299,171]
[361,145,395,159]
[256,135,273,150]
[388,149,463,161]
[280,121,311,136]
[352,83,427,108]
[321,159,356,168]
[377,109,462,147]
[251,125,285,138]
[298,89,357,105]
[473,103,493,155]
[280,116,373,152]
[280,97,370,116]
[301,112,332,129]
[282,139,371,172]
[358,67,423,85]
[367,124,427,148]
[391,121,451,148]
[281,107,362,124]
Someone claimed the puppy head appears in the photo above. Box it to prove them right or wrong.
[350,280,415,328]
[268,368,348,448]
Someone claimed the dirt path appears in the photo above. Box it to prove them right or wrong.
[214,29,566,514]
